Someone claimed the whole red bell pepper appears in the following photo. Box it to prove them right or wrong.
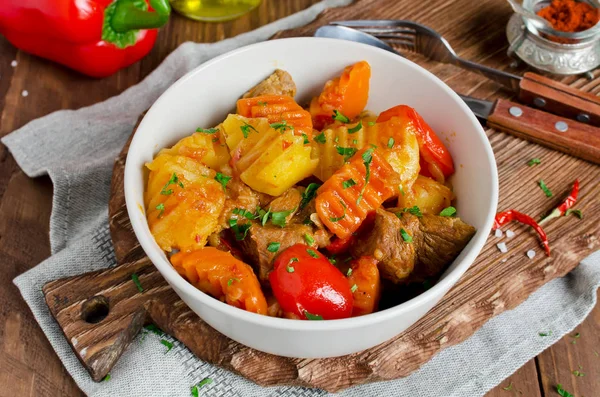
[0,0,170,78]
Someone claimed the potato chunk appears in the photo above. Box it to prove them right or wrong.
[222,114,318,196]
[145,154,226,252]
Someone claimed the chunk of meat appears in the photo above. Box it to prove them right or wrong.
[264,187,302,224]
[350,209,418,283]
[350,209,476,283]
[217,177,260,230]
[238,223,317,282]
[243,69,297,98]
[406,211,476,283]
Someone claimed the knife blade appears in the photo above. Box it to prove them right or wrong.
[318,23,600,127]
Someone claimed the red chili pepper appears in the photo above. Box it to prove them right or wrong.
[0,0,171,78]
[493,210,550,256]
[539,179,580,225]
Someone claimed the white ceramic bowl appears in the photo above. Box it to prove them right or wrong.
[124,37,498,358]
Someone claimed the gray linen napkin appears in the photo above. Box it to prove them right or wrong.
[3,1,600,394]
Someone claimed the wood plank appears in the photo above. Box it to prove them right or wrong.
[486,360,542,397]
[0,2,325,396]
[537,291,600,397]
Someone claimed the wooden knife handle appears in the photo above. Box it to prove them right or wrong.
[518,72,600,126]
[487,98,600,164]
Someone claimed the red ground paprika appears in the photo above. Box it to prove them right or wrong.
[0,0,171,78]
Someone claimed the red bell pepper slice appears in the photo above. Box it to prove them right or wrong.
[377,105,455,178]
[0,0,171,78]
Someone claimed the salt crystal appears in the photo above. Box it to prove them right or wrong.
[506,229,515,238]
[527,250,536,259]
[21,90,28,97]
[502,258,507,263]
[497,242,508,253]
[494,229,503,238]
[11,60,17,67]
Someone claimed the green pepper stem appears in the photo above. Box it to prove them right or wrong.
[111,0,171,33]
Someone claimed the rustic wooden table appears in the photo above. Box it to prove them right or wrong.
[0,0,598,396]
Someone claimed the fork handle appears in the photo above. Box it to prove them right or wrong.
[518,72,600,127]
[487,98,600,164]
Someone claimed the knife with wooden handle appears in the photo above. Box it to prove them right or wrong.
[461,95,600,164]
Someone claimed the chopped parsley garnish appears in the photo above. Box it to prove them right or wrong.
[348,120,362,134]
[527,158,541,166]
[257,101,267,106]
[336,146,357,161]
[155,203,165,218]
[307,249,319,258]
[229,218,251,241]
[144,324,164,336]
[196,127,218,134]
[314,132,327,144]
[565,209,583,219]
[271,209,294,227]
[232,208,255,219]
[387,137,395,149]
[102,373,111,382]
[215,172,232,190]
[352,139,358,144]
[439,206,457,217]
[255,207,271,226]
[400,228,413,243]
[300,183,321,209]
[286,265,295,273]
[132,273,143,292]
[240,122,257,138]
[329,214,346,222]
[346,268,353,276]
[556,384,574,397]
[302,216,314,226]
[270,120,294,132]
[539,331,551,336]
[303,233,315,246]
[350,284,358,293]
[502,382,512,391]
[191,378,213,397]
[538,179,553,197]
[357,147,375,204]
[160,339,174,352]
[332,110,350,123]
[571,332,580,344]
[572,369,585,377]
[342,178,357,189]
[368,121,376,126]
[334,136,339,143]
[305,311,323,320]
[329,200,346,222]
[267,242,281,252]
[302,133,309,144]
[399,185,405,196]
[160,173,184,195]
[398,206,422,218]
[227,278,240,286]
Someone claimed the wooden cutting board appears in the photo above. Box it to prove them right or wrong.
[41,0,600,393]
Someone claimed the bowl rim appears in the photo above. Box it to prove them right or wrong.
[124,36,499,331]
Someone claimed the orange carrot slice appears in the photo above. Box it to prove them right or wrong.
[315,147,400,239]
[310,61,371,130]
[236,94,313,139]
